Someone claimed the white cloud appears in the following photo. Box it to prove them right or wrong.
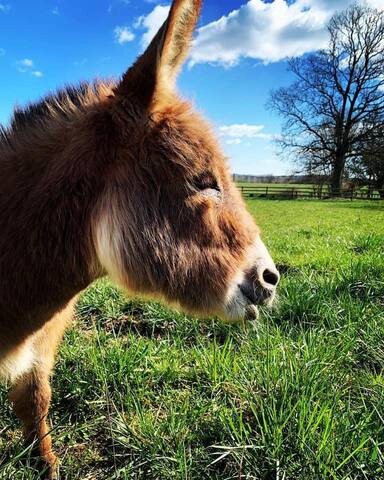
[0,3,10,13]
[370,0,384,7]
[191,0,384,66]
[220,124,279,145]
[135,5,170,49]
[114,26,135,45]
[220,124,268,138]
[17,58,34,70]
[16,58,44,77]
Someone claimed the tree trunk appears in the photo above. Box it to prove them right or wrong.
[331,154,345,196]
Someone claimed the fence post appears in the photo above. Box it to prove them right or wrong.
[266,187,268,197]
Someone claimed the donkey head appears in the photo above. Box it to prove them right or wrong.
[94,0,279,321]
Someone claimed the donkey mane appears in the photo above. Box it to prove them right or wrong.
[0,80,114,149]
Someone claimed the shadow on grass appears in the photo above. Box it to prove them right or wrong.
[0,441,54,480]
[77,299,239,347]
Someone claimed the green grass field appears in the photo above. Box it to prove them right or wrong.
[1,200,384,479]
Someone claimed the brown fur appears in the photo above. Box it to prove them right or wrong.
[0,1,278,476]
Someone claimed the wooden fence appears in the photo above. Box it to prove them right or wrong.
[238,185,384,201]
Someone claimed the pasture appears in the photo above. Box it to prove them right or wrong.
[1,199,383,479]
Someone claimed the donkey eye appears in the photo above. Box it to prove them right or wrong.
[193,173,221,193]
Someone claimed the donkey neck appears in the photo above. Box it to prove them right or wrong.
[0,119,109,333]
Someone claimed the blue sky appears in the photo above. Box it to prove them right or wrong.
[0,0,381,175]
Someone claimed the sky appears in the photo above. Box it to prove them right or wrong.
[0,0,382,175]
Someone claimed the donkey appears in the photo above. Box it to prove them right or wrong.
[0,0,279,477]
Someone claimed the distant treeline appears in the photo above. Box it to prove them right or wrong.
[232,174,324,185]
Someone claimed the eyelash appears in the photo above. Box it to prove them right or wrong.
[193,175,221,192]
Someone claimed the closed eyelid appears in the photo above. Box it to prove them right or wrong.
[192,172,220,192]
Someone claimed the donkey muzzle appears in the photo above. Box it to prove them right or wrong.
[223,237,280,322]
[239,264,280,306]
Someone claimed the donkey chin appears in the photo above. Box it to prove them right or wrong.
[222,237,280,323]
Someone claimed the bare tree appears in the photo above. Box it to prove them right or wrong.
[268,4,384,195]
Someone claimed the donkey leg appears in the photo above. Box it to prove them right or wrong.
[9,369,57,477]
[8,299,76,479]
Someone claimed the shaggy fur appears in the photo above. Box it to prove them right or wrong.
[0,0,278,477]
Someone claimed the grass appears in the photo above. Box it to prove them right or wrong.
[1,200,384,479]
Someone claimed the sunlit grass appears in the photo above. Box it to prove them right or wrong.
[1,200,383,479]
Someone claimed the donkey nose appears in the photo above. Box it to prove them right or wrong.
[262,268,280,287]
[239,264,280,306]
[238,271,278,307]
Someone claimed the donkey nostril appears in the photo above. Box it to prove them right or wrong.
[262,269,280,287]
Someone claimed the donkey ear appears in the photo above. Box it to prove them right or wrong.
[116,0,202,107]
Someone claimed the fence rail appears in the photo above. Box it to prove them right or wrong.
[238,185,384,201]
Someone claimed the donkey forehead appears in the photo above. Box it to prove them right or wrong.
[152,108,226,172]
